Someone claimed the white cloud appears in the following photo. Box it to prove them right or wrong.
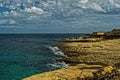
[114,3,120,8]
[9,19,16,24]
[10,11,18,16]
[24,7,45,15]
[80,0,89,4]
[0,3,3,7]
[89,2,106,12]
[0,26,20,28]
[0,0,120,25]
[26,15,39,21]
[2,11,10,17]
[0,19,16,24]
[0,20,8,24]
[109,0,120,8]
[68,9,83,16]
[72,1,106,12]
[27,0,32,3]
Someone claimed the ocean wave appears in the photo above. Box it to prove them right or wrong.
[48,46,66,57]
[47,61,68,69]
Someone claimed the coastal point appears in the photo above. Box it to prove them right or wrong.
[23,29,120,80]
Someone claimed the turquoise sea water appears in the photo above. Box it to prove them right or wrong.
[0,34,85,80]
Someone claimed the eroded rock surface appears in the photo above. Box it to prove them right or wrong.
[23,64,103,80]
[57,39,120,66]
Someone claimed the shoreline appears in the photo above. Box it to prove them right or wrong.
[23,39,120,80]
[23,29,120,80]
[56,39,120,66]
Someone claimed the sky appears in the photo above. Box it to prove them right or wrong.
[0,0,120,33]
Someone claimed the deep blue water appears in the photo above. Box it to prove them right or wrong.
[0,34,86,80]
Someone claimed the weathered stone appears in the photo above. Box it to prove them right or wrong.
[57,39,120,66]
[23,64,103,80]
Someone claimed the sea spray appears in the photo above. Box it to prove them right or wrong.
[47,61,68,69]
[47,46,68,69]
[48,46,66,57]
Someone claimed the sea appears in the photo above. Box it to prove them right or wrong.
[0,34,86,80]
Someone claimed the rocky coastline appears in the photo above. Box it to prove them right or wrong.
[57,39,120,66]
[23,29,120,80]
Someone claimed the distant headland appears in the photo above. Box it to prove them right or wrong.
[59,29,120,42]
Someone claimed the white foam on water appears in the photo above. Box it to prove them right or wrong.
[48,46,66,57]
[47,46,68,69]
[47,61,68,68]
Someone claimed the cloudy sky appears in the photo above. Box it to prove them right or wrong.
[0,0,120,33]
